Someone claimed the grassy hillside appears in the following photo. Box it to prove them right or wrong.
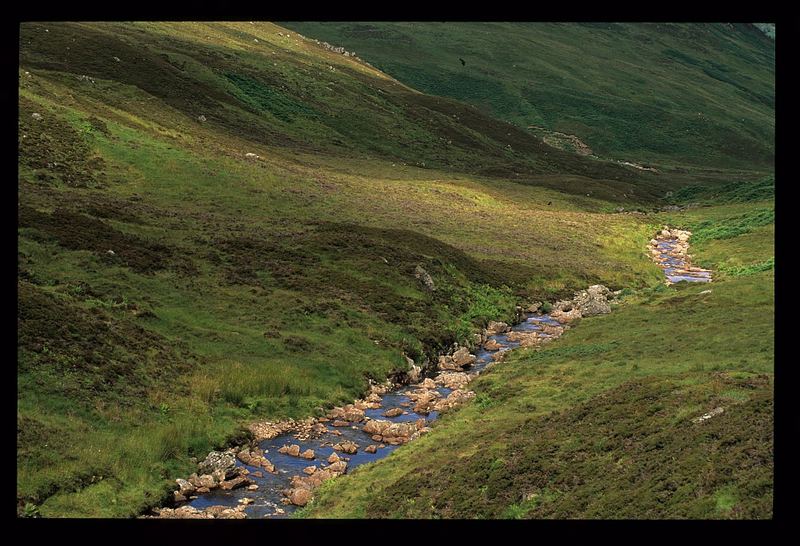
[298,188,774,519]
[283,22,775,171]
[17,22,684,517]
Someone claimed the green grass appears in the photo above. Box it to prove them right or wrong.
[17,21,772,518]
[283,22,774,171]
[299,200,774,519]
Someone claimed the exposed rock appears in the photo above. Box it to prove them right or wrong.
[363,419,391,436]
[436,371,471,390]
[300,449,315,460]
[484,338,502,351]
[327,404,365,422]
[452,347,476,367]
[333,440,358,454]
[31,112,43,121]
[197,451,236,477]
[278,444,301,457]
[364,445,378,454]
[288,488,313,506]
[189,474,217,490]
[245,152,260,160]
[486,321,509,335]
[173,491,187,503]
[433,389,476,412]
[303,465,317,475]
[327,460,348,474]
[327,452,341,464]
[383,407,404,418]
[414,265,436,291]
[413,391,438,414]
[527,302,542,313]
[407,363,422,384]
[506,331,541,347]
[248,420,296,441]
[571,285,612,317]
[197,115,207,122]
[540,324,564,336]
[551,307,582,324]
[220,476,252,491]
[692,407,725,423]
[175,478,195,496]
[420,378,437,389]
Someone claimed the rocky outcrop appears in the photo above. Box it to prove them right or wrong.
[438,347,476,371]
[486,321,510,335]
[414,265,436,291]
[506,331,541,347]
[435,371,472,390]
[197,451,236,477]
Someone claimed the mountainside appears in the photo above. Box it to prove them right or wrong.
[283,22,775,171]
[17,21,773,519]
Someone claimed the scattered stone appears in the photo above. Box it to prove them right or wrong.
[364,445,378,454]
[31,112,42,121]
[220,476,252,491]
[300,449,315,460]
[333,440,358,454]
[327,452,341,464]
[484,338,502,351]
[383,407,404,418]
[692,407,725,423]
[278,444,301,457]
[197,115,207,122]
[414,265,436,291]
[486,321,510,335]
[303,466,317,475]
[420,378,437,389]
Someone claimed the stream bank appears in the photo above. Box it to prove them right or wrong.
[149,285,620,519]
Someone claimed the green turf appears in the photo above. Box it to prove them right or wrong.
[17,21,773,518]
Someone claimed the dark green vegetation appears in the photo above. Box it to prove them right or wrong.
[283,22,774,170]
[300,201,774,518]
[17,22,773,518]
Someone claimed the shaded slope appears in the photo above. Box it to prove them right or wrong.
[20,21,662,199]
[283,22,774,170]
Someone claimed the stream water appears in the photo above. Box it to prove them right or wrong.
[652,236,712,284]
[186,313,564,518]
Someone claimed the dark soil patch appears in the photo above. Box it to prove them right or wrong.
[19,205,171,274]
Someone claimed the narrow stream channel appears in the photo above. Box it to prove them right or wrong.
[175,227,712,518]
[186,313,564,518]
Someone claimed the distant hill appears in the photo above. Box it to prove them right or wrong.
[283,22,775,170]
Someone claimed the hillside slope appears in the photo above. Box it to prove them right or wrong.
[299,184,774,519]
[18,22,677,517]
[283,22,775,171]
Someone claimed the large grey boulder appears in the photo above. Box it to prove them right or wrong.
[197,451,236,477]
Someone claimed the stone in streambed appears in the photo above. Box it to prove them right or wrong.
[278,444,301,457]
[364,444,378,454]
[383,407,404,418]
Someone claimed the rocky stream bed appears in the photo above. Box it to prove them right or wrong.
[149,228,712,519]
